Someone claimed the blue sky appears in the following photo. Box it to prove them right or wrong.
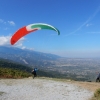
[0,0,100,58]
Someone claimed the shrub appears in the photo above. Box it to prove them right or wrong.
[92,88,100,100]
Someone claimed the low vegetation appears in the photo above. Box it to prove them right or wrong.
[0,59,32,78]
[91,88,100,100]
[0,68,31,78]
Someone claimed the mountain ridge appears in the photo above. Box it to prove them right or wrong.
[0,46,61,67]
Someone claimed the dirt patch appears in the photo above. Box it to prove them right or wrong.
[69,81,100,92]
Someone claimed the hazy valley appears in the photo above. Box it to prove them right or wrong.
[0,46,100,81]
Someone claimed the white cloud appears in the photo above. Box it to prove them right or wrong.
[21,46,26,49]
[21,47,34,51]
[28,48,34,51]
[0,18,15,26]
[0,19,6,25]
[0,35,25,48]
[0,35,35,51]
[0,36,11,46]
[8,21,15,26]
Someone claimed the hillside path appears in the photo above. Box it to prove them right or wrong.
[0,78,94,100]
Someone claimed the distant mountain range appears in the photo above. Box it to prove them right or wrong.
[0,46,61,68]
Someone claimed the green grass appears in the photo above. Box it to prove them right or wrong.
[0,67,31,78]
[91,88,100,100]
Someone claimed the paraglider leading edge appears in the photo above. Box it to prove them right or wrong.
[10,23,60,45]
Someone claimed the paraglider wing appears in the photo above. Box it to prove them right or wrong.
[10,23,60,45]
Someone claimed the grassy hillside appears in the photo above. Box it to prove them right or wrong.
[0,58,32,78]
[0,68,31,78]
[0,58,66,79]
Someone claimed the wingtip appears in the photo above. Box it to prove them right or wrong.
[10,38,15,45]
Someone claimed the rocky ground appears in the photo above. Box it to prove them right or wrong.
[0,77,95,100]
